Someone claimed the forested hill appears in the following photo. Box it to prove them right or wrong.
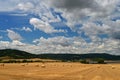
[0,49,36,59]
[0,49,120,60]
[38,53,120,61]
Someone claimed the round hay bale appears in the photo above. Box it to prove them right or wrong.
[21,64,25,66]
[41,64,45,68]
[97,66,101,68]
[35,64,39,67]
[112,66,115,69]
[26,63,29,65]
[0,64,5,67]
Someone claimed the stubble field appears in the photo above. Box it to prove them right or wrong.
[0,62,120,80]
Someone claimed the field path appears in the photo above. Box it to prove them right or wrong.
[58,65,120,80]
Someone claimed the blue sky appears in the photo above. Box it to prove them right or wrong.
[0,0,120,55]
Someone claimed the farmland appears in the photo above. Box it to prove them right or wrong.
[0,62,120,80]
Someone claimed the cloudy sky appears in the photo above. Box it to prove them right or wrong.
[0,0,120,55]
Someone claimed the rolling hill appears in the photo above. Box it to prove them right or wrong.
[38,53,120,61]
[0,49,36,59]
[0,49,120,61]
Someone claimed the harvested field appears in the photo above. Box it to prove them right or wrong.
[0,62,120,80]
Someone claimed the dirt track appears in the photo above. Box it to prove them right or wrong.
[0,62,120,80]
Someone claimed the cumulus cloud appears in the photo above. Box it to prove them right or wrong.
[50,0,98,10]
[48,0,119,29]
[0,41,10,49]
[11,27,32,32]
[105,20,120,40]
[0,40,32,52]
[111,31,120,40]
[32,36,120,54]
[0,0,20,11]
[79,20,120,41]
[22,27,32,32]
[0,36,119,55]
[50,0,119,17]
[0,0,119,54]
[17,2,34,11]
[9,13,28,16]
[30,18,65,33]
[33,36,86,53]
[7,29,23,41]
[33,36,73,47]
[16,0,62,23]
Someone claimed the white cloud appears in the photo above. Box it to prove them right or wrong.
[52,0,119,18]
[22,27,32,32]
[0,40,30,52]
[32,36,120,54]
[0,41,10,49]
[33,36,73,46]
[0,0,35,11]
[11,27,32,32]
[48,0,119,28]
[16,0,62,23]
[0,36,119,55]
[103,20,120,40]
[33,36,82,53]
[0,0,19,11]
[17,2,34,11]
[9,13,28,16]
[0,0,119,55]
[12,40,25,46]
[30,18,65,33]
[7,29,23,41]
[79,20,120,41]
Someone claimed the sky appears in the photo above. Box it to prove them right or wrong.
[0,0,120,55]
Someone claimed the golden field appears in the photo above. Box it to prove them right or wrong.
[0,62,120,80]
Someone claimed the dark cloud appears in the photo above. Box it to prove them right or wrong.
[111,31,120,40]
[51,0,98,10]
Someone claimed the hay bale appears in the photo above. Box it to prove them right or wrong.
[26,63,29,65]
[35,64,39,67]
[0,64,5,67]
[21,64,25,66]
[97,66,101,68]
[112,66,115,69]
[41,64,45,68]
